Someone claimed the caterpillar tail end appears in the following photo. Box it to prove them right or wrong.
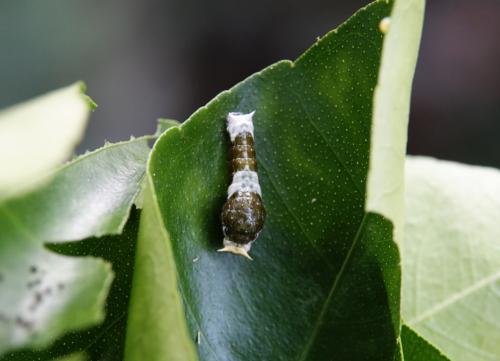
[218,242,253,260]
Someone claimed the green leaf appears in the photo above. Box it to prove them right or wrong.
[400,325,451,361]
[368,0,425,355]
[4,210,140,361]
[403,156,500,361]
[126,0,424,360]
[155,118,181,136]
[125,185,198,361]
[1,139,151,242]
[0,219,112,356]
[367,0,425,244]
[0,138,151,356]
[51,352,88,361]
[0,83,92,201]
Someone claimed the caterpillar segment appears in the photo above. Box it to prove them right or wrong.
[219,111,266,260]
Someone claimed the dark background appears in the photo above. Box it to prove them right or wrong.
[1,0,498,167]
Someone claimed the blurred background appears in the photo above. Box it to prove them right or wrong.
[0,0,498,167]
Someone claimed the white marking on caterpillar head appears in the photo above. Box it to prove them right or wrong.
[218,238,253,260]
[227,111,255,142]
[227,170,261,199]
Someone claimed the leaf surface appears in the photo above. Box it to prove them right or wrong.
[125,185,198,361]
[4,211,141,361]
[0,83,92,200]
[126,1,424,360]
[0,138,150,356]
[400,324,451,361]
[367,0,425,243]
[403,156,500,361]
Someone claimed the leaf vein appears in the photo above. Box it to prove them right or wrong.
[407,270,500,325]
[296,214,368,361]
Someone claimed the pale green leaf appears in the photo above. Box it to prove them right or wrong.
[0,138,150,356]
[367,0,425,244]
[403,156,500,361]
[155,118,181,136]
[0,83,92,200]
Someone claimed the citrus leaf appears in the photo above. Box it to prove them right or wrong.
[155,119,181,137]
[0,138,151,356]
[401,325,451,361]
[134,119,181,209]
[50,352,88,361]
[126,0,424,360]
[0,83,92,201]
[1,139,151,242]
[0,221,112,356]
[125,185,198,361]
[4,210,140,361]
[403,156,500,361]
[368,0,425,355]
[367,0,425,244]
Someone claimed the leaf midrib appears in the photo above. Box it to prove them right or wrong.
[296,213,368,361]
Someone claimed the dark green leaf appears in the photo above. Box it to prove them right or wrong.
[401,324,451,361]
[51,352,88,361]
[126,0,424,360]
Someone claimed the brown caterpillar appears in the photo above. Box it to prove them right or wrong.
[218,111,266,260]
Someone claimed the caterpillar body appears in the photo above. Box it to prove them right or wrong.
[219,111,266,260]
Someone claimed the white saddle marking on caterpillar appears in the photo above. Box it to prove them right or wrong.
[227,111,255,142]
[227,170,261,199]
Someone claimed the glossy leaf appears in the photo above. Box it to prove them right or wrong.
[126,0,424,360]
[0,138,150,356]
[403,156,500,361]
[125,185,198,361]
[0,83,92,201]
[400,325,450,361]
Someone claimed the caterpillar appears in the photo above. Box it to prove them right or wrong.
[218,111,266,260]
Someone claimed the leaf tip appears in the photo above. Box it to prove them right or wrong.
[76,81,98,110]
